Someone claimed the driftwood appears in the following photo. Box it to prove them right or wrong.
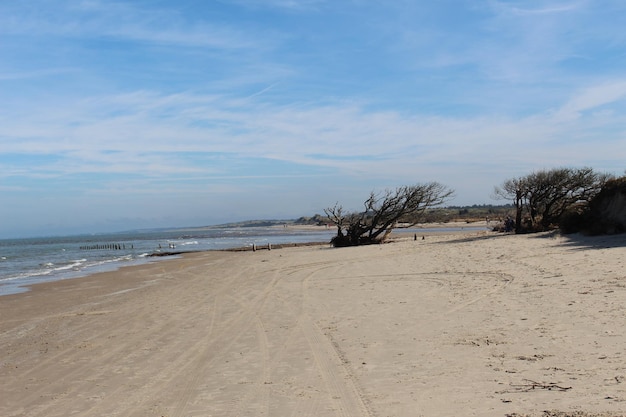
[499,379,572,393]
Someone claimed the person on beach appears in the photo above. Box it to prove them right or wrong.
[504,216,515,232]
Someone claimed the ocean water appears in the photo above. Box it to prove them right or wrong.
[0,226,336,296]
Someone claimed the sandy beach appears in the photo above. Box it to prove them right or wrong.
[1,230,625,417]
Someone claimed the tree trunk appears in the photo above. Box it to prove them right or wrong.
[515,191,523,234]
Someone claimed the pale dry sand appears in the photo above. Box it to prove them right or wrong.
[1,231,625,417]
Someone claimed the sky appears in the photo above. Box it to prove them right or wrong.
[1,0,625,237]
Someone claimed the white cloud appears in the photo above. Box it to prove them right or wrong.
[503,2,583,16]
[0,1,266,50]
[0,68,77,81]
[556,80,626,119]
[1,88,624,186]
[222,0,326,11]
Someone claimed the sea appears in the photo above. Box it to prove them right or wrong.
[0,226,336,296]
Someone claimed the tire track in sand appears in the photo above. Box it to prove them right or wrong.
[445,271,514,314]
[301,314,374,417]
[151,266,283,417]
[299,261,376,417]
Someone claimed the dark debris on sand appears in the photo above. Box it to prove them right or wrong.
[507,411,626,417]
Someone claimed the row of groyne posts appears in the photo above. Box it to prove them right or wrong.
[80,243,133,250]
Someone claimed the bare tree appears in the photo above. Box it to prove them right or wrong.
[325,183,454,246]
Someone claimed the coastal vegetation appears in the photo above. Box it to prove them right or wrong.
[494,167,619,234]
[559,175,626,235]
[321,166,625,246]
[324,182,454,246]
[211,166,625,243]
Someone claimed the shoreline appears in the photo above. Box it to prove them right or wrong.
[3,231,625,416]
[0,223,489,297]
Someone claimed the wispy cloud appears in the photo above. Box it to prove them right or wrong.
[556,80,626,119]
[0,1,268,50]
[0,68,77,81]
[2,86,623,183]
[499,1,584,16]
[222,0,327,12]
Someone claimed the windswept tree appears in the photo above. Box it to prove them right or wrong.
[325,183,454,246]
[494,167,612,233]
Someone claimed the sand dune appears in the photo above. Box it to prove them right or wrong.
[1,231,625,416]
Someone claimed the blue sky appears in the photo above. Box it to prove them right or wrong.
[1,0,625,237]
